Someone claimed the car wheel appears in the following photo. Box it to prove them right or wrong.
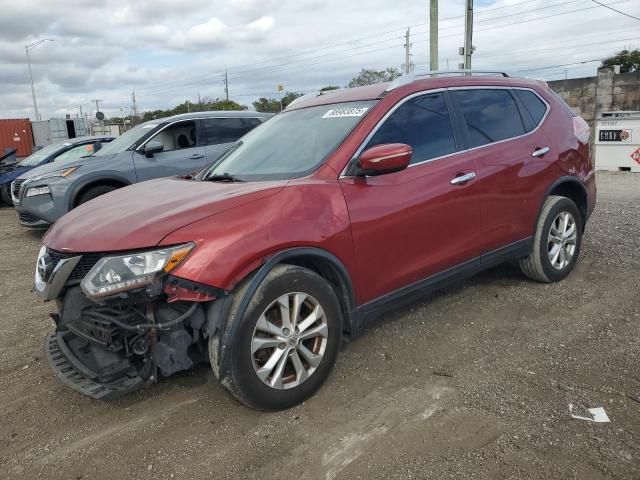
[519,195,583,283]
[215,264,342,411]
[76,185,117,206]
[0,183,13,206]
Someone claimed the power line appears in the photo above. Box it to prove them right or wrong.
[591,0,640,21]
[135,0,594,96]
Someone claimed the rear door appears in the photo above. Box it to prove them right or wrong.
[201,117,251,164]
[339,91,483,303]
[449,87,552,253]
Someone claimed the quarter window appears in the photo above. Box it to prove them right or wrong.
[514,89,547,127]
[203,118,247,145]
[451,89,525,148]
[365,92,457,165]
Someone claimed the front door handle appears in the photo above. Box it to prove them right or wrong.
[450,172,476,185]
[189,154,204,159]
[532,146,550,157]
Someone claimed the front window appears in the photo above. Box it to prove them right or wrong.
[201,101,376,181]
[18,143,66,167]
[148,120,197,151]
[94,122,159,156]
[53,143,96,164]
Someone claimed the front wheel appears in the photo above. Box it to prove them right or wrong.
[0,183,13,206]
[519,195,583,283]
[215,265,342,411]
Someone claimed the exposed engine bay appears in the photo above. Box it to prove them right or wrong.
[38,246,224,399]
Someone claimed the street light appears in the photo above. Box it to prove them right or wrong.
[25,38,54,121]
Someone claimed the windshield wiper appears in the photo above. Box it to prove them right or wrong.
[206,172,246,183]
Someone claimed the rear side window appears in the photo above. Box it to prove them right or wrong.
[203,118,247,145]
[365,92,457,164]
[514,89,547,126]
[451,89,525,148]
[242,117,263,130]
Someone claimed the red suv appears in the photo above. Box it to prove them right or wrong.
[36,72,596,410]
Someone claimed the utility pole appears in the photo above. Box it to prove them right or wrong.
[430,0,439,71]
[198,92,202,109]
[463,0,474,69]
[224,71,229,101]
[25,39,54,121]
[403,27,413,74]
[186,99,190,113]
[93,99,103,135]
[131,91,138,124]
[79,105,83,119]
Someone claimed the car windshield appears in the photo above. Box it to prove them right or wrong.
[94,122,159,156]
[18,143,67,167]
[201,101,376,181]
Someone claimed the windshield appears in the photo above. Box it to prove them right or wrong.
[94,122,159,156]
[201,101,376,181]
[19,143,67,167]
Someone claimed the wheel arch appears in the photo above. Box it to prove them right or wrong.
[69,176,131,209]
[216,247,357,378]
[536,176,588,232]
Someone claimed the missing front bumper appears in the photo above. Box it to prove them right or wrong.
[44,331,149,400]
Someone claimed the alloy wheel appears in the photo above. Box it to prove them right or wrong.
[251,292,328,389]
[547,211,577,270]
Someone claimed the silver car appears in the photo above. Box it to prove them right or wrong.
[12,111,271,228]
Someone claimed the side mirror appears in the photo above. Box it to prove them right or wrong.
[357,143,412,176]
[144,141,164,158]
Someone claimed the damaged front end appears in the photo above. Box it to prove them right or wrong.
[36,244,224,400]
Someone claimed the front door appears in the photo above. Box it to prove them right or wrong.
[339,92,483,304]
[133,119,207,181]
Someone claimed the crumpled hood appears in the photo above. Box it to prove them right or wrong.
[43,177,288,252]
[0,165,30,184]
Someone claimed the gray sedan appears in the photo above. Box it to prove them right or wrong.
[12,111,270,228]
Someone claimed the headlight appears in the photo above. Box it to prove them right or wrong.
[26,186,51,197]
[29,167,78,182]
[81,243,194,299]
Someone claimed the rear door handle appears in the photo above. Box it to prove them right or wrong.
[532,146,550,157]
[450,172,476,185]
[189,154,204,159]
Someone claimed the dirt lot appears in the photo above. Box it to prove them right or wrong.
[0,171,638,480]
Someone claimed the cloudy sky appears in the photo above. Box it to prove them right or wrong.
[1,0,639,120]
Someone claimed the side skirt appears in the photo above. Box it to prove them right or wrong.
[351,237,532,335]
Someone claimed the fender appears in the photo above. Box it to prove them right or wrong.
[533,175,587,233]
[67,175,132,209]
[217,247,357,378]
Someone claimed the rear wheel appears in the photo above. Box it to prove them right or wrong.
[519,195,582,283]
[215,265,342,411]
[0,183,13,206]
[76,185,118,206]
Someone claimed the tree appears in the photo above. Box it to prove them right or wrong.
[320,85,340,91]
[348,67,402,88]
[601,49,640,73]
[253,91,304,112]
[140,97,247,122]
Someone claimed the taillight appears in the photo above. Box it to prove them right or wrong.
[573,116,590,144]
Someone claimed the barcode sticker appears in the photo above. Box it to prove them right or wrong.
[322,107,369,118]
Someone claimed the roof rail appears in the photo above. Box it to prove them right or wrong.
[385,70,511,92]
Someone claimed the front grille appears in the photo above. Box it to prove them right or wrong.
[49,249,104,282]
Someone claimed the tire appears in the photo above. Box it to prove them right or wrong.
[0,183,13,206]
[519,195,583,283]
[213,264,343,411]
[76,185,117,206]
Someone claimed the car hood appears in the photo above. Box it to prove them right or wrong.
[43,177,288,253]
[17,157,97,181]
[0,165,31,185]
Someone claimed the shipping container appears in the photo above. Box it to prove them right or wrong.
[0,119,34,157]
[32,117,90,148]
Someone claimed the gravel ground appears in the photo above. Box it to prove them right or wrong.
[0,171,638,480]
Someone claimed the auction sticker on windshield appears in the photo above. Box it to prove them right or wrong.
[322,107,369,118]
